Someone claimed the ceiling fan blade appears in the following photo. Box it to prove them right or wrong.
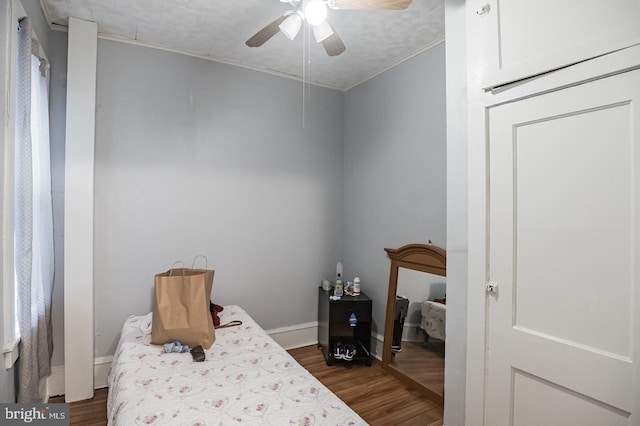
[329,0,412,10]
[322,32,346,56]
[245,15,288,47]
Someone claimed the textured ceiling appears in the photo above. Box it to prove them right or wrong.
[39,0,445,91]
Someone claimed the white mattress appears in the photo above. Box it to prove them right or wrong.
[421,300,446,341]
[107,305,366,425]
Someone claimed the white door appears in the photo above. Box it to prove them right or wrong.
[486,69,640,425]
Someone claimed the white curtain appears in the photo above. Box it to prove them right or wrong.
[15,17,55,403]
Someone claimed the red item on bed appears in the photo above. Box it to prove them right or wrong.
[210,302,224,327]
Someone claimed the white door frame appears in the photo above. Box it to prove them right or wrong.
[464,37,640,426]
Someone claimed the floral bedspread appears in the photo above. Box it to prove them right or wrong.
[421,300,446,341]
[107,305,366,425]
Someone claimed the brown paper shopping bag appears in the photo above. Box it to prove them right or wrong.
[151,259,216,349]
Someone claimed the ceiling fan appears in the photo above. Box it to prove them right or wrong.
[245,0,413,57]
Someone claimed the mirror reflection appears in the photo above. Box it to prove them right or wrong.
[391,268,446,397]
[382,243,446,402]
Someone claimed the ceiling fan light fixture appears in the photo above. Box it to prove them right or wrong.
[304,0,328,26]
[279,12,303,40]
[312,20,334,43]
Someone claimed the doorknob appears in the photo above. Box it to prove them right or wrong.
[486,281,498,293]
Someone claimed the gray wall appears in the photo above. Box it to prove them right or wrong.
[48,30,67,368]
[343,43,447,337]
[90,40,344,358]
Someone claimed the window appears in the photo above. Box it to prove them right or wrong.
[2,2,53,373]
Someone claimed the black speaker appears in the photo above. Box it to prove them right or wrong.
[392,296,409,351]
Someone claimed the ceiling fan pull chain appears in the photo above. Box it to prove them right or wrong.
[302,22,306,127]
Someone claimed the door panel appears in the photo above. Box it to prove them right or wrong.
[486,70,639,425]
[476,0,640,89]
[514,104,633,357]
[512,369,629,426]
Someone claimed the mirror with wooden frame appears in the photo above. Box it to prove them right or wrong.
[382,243,446,404]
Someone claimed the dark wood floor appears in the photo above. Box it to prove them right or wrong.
[49,389,107,426]
[290,345,444,426]
[51,345,443,426]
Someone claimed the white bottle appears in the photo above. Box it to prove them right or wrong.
[334,273,343,297]
[353,277,361,295]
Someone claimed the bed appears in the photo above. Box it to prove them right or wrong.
[107,305,366,425]
[420,300,446,342]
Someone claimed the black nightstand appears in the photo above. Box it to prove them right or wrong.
[317,287,372,366]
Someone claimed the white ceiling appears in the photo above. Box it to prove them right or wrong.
[39,0,445,91]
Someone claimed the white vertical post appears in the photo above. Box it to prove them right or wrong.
[0,0,16,366]
[64,17,97,403]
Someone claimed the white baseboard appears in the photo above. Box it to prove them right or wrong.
[47,356,113,398]
[266,321,318,350]
[94,356,113,389]
[372,333,384,360]
[402,322,426,343]
[265,322,418,362]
